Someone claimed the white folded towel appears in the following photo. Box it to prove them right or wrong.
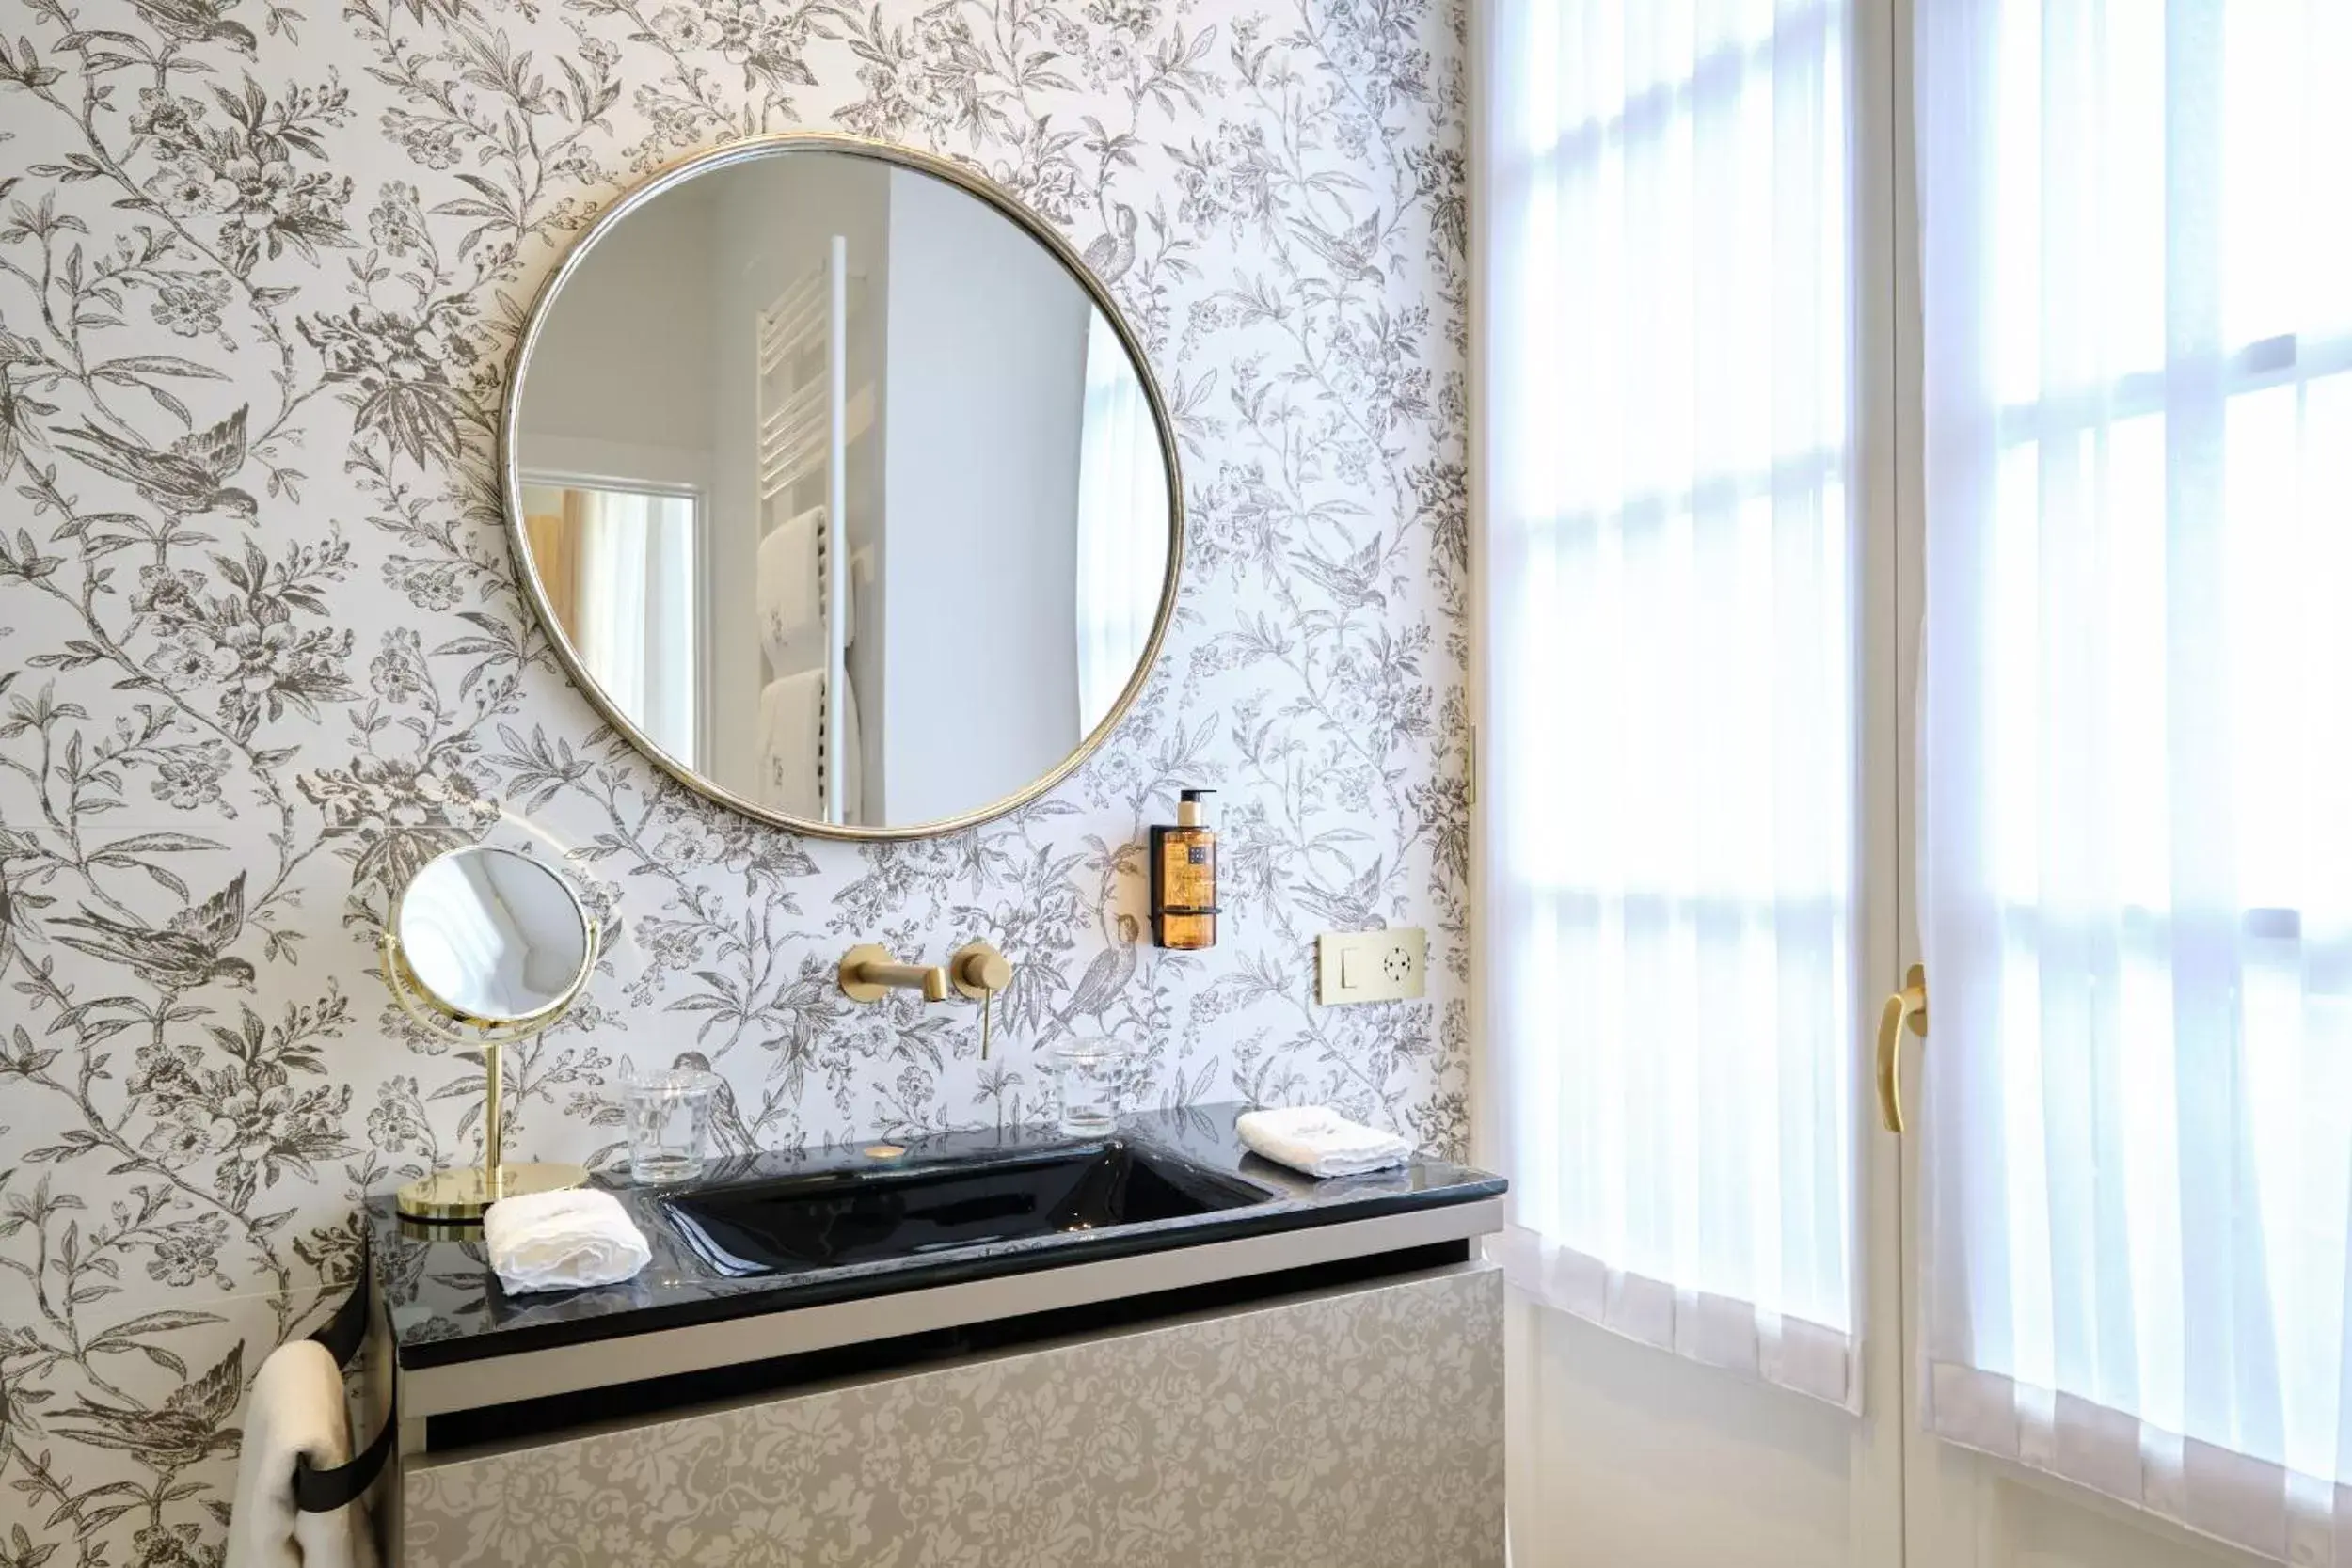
[1236,1105,1414,1179]
[225,1339,375,1568]
[755,505,851,670]
[483,1187,650,1294]
[755,671,862,822]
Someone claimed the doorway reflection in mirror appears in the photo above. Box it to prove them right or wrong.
[520,481,704,768]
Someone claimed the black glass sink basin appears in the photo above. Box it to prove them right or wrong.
[662,1139,1273,1276]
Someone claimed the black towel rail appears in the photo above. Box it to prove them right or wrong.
[294,1236,394,1513]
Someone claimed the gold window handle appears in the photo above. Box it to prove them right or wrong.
[1876,963,1928,1133]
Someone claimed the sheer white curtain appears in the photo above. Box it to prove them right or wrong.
[1485,0,1861,1404]
[1073,309,1164,730]
[569,487,700,765]
[1915,1,2352,1556]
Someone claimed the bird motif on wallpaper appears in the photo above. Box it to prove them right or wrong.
[669,1049,758,1154]
[127,0,257,53]
[1082,203,1138,285]
[1295,859,1387,934]
[1289,209,1386,286]
[52,872,255,993]
[1289,535,1388,611]
[52,1345,244,1473]
[56,405,259,521]
[1034,913,1141,1048]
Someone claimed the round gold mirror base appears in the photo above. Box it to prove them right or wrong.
[395,1161,588,1223]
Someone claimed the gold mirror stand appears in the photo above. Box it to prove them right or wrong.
[383,928,595,1223]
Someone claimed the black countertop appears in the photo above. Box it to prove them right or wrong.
[369,1101,1503,1370]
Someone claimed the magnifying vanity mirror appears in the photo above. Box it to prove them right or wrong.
[383,844,598,1221]
[504,136,1183,839]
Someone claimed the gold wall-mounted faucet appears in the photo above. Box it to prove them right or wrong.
[838,944,949,1003]
[950,942,1013,1058]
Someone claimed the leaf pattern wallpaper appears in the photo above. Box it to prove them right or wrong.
[0,0,1468,1560]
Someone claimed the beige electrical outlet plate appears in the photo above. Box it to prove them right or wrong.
[1316,927,1427,1006]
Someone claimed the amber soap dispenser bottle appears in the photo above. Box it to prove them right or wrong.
[1150,788,1219,950]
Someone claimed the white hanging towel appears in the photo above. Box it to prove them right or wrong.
[754,672,862,821]
[755,669,824,818]
[1236,1105,1414,1179]
[755,505,818,670]
[225,1339,375,1568]
[482,1188,651,1294]
[755,505,850,671]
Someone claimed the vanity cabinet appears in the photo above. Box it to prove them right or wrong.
[366,1105,1506,1567]
[397,1260,1501,1568]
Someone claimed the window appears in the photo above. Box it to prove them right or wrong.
[1484,0,1861,1405]
[1915,3,2352,1555]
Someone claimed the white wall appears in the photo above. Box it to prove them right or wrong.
[878,168,1089,825]
[517,184,716,465]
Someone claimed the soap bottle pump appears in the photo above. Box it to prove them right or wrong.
[1150,788,1219,951]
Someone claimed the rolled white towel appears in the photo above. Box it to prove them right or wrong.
[1236,1105,1414,1179]
[225,1339,375,1568]
[483,1187,650,1295]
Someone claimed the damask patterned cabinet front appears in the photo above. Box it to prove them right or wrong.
[398,1261,1502,1568]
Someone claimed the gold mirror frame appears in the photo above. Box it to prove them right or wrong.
[500,133,1187,841]
[382,844,600,1222]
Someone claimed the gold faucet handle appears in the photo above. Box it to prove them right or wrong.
[949,942,1012,1000]
[951,942,1012,1061]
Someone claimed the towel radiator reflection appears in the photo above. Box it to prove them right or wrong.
[755,236,863,823]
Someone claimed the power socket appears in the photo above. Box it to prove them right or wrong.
[1316,927,1427,1006]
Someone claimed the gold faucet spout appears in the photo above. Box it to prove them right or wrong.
[839,944,950,1003]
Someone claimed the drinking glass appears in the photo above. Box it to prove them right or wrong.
[619,1062,720,1183]
[1047,1038,1133,1137]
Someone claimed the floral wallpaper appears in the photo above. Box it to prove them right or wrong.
[0,0,1469,1560]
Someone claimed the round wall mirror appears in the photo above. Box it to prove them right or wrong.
[392,845,594,1025]
[503,135,1183,839]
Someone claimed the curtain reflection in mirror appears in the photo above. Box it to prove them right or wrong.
[521,482,703,767]
[1073,309,1163,728]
